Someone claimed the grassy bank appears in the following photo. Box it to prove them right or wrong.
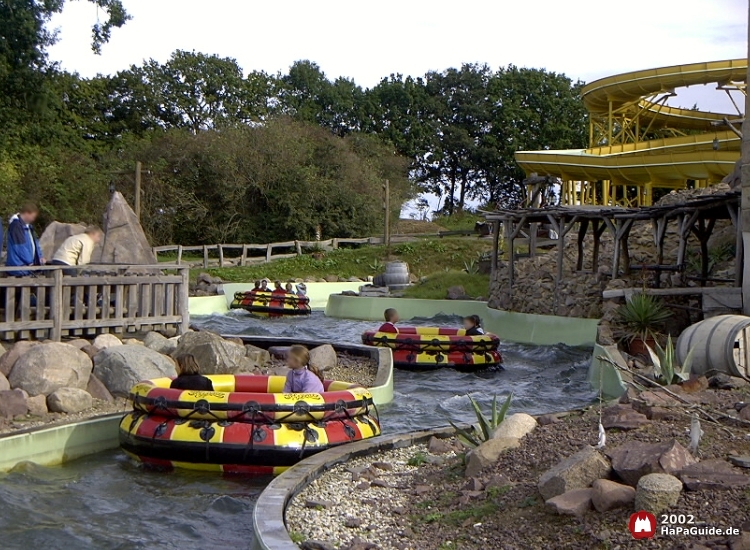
[199,236,491,299]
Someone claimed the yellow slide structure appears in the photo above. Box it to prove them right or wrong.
[516,59,746,206]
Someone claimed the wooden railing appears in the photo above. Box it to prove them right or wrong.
[0,264,190,341]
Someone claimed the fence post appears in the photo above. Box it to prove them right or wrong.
[218,245,225,267]
[177,245,183,265]
[266,244,273,263]
[241,245,248,267]
[51,268,63,341]
[203,245,209,269]
[179,267,190,334]
[295,240,302,256]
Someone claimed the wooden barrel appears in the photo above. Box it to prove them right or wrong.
[676,315,750,378]
[381,261,410,290]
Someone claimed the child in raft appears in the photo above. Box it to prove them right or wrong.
[285,282,294,293]
[170,354,214,391]
[296,283,307,296]
[378,308,399,333]
[283,345,325,394]
[463,315,485,336]
[260,279,269,291]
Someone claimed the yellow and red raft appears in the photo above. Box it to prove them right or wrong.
[119,374,380,475]
[230,290,311,317]
[361,327,502,371]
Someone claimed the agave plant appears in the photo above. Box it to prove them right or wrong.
[463,259,479,275]
[646,335,694,385]
[615,293,670,344]
[449,393,513,448]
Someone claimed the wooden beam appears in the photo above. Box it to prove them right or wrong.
[576,219,590,271]
[491,220,501,272]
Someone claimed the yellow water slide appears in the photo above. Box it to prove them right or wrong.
[515,59,746,206]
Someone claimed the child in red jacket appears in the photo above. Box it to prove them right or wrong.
[378,308,399,333]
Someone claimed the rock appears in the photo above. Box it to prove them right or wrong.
[538,446,612,500]
[93,191,157,264]
[545,488,593,517]
[607,440,697,486]
[66,339,91,350]
[492,413,537,439]
[268,346,291,360]
[324,274,339,282]
[537,413,560,426]
[591,479,635,512]
[86,374,114,402]
[122,339,143,346]
[618,387,639,405]
[371,480,393,488]
[0,341,39,377]
[26,394,47,416]
[372,462,393,471]
[309,344,337,372]
[39,221,87,260]
[446,285,470,300]
[631,390,680,416]
[681,376,709,393]
[93,346,177,397]
[344,517,363,528]
[709,373,749,390]
[47,387,93,414]
[270,366,290,377]
[728,532,750,550]
[80,345,100,360]
[635,473,682,515]
[740,405,750,422]
[225,337,244,347]
[355,482,370,490]
[729,456,750,469]
[93,334,122,350]
[171,331,248,374]
[679,459,750,490]
[0,390,27,417]
[144,332,178,355]
[465,438,520,477]
[304,499,333,509]
[0,373,9,392]
[462,478,484,492]
[427,436,453,455]
[601,404,649,430]
[301,542,336,550]
[414,485,431,495]
[8,343,92,396]
[245,344,271,367]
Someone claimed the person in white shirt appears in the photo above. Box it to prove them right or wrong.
[51,226,104,273]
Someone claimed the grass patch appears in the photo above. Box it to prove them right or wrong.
[403,271,489,300]
[432,211,483,232]
[289,531,305,544]
[407,451,428,467]
[198,237,491,285]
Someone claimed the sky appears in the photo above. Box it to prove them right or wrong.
[47,0,748,215]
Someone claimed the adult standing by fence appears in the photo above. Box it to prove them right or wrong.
[6,203,44,276]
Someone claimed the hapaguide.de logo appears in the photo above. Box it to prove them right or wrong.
[629,511,657,539]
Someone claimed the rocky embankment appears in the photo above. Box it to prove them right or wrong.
[288,375,750,550]
[0,331,377,435]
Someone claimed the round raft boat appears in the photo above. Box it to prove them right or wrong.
[230,290,311,317]
[362,327,502,371]
[119,374,380,474]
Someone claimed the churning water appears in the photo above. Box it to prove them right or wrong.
[0,311,595,549]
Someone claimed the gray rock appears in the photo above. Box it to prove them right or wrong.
[171,331,248,374]
[538,446,612,500]
[86,374,114,402]
[93,192,157,265]
[301,542,336,550]
[0,341,39,377]
[591,479,635,512]
[729,456,750,469]
[245,344,271,367]
[0,389,27,418]
[447,285,470,300]
[0,372,9,392]
[427,436,454,455]
[121,338,143,346]
[47,387,93,414]
[80,345,99,359]
[304,499,333,509]
[26,394,47,416]
[537,413,560,425]
[545,488,593,517]
[66,339,91,350]
[679,459,750,490]
[39,221,87,261]
[143,332,178,355]
[492,413,537,439]
[465,437,520,477]
[601,404,649,430]
[708,373,749,390]
[94,346,177,397]
[309,344,337,372]
[635,473,682,515]
[607,440,696,487]
[93,333,122,350]
[8,343,92,396]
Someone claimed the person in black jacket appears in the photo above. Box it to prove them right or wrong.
[463,315,485,336]
[170,354,214,391]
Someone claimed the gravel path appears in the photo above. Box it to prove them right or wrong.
[0,398,130,435]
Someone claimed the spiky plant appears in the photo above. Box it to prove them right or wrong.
[646,335,694,385]
[450,393,513,448]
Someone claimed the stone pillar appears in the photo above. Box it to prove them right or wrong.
[743,2,750,314]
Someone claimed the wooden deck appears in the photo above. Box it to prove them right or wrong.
[0,264,190,341]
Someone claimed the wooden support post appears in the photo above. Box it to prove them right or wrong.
[547,214,579,312]
[576,219,589,271]
[179,267,190,335]
[176,245,183,265]
[241,244,248,267]
[295,240,302,256]
[383,179,391,254]
[729,203,743,287]
[135,161,142,220]
[591,219,605,273]
[51,268,63,342]
[491,219,501,272]
[203,245,209,269]
[652,216,668,288]
[265,244,273,263]
[529,223,538,258]
[218,245,225,268]
[691,217,717,286]
[621,222,633,275]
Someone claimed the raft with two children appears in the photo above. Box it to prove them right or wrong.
[361,327,502,371]
[119,374,380,474]
[230,289,311,317]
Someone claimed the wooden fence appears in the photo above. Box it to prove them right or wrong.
[0,264,190,341]
[152,230,478,269]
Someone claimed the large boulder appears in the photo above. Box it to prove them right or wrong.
[171,331,250,374]
[144,332,178,355]
[47,387,93,414]
[601,404,649,430]
[27,394,47,416]
[0,341,39,377]
[86,374,114,402]
[245,344,271,367]
[309,344,337,372]
[8,343,92,396]
[0,389,28,418]
[538,446,612,500]
[607,440,696,487]
[93,191,157,265]
[93,345,177,396]
[545,488,593,517]
[492,413,537,440]
[0,372,9,392]
[39,221,87,262]
[591,479,635,512]
[93,334,122,350]
[635,473,682,515]
[464,438,520,477]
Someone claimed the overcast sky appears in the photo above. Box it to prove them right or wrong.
[49,0,747,113]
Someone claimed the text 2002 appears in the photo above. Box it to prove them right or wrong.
[661,514,695,525]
